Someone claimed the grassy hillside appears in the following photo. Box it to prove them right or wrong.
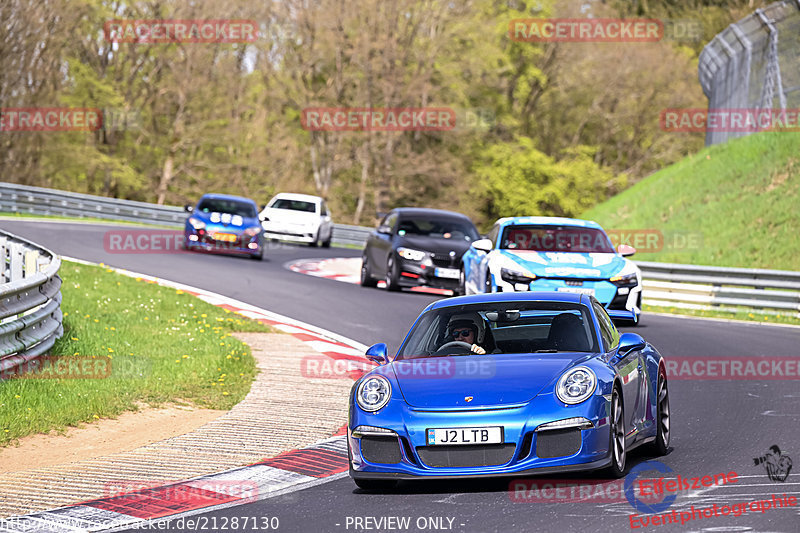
[582,132,800,270]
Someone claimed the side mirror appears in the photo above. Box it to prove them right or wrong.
[184,204,194,213]
[617,244,636,257]
[617,332,646,355]
[472,238,493,253]
[365,343,388,365]
[260,204,268,211]
[377,225,392,235]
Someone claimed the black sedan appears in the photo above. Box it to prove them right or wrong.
[360,208,480,293]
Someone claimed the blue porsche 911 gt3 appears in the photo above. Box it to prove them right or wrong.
[348,292,670,490]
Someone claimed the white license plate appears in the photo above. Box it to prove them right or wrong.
[557,287,595,296]
[434,267,460,279]
[426,426,503,446]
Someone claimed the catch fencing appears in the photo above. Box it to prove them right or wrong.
[0,230,63,375]
[698,0,800,145]
[1,182,799,317]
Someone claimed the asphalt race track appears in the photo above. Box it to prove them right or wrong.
[4,220,800,533]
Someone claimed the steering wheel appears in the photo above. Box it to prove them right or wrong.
[433,341,473,356]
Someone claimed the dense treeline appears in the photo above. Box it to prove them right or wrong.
[0,0,767,228]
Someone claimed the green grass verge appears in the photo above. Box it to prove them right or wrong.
[643,303,800,326]
[582,131,800,270]
[0,260,271,446]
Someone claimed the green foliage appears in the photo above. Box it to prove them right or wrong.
[473,138,621,227]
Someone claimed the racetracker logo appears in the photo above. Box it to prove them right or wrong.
[300,108,456,132]
[665,357,800,380]
[103,479,258,503]
[0,356,111,380]
[509,478,658,504]
[104,20,258,43]
[302,357,495,380]
[660,108,800,132]
[0,108,102,132]
[301,355,376,379]
[103,229,275,254]
[605,229,703,253]
[509,18,663,42]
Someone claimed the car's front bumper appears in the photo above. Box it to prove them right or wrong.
[348,392,614,479]
[262,222,320,244]
[184,228,262,255]
[493,277,641,311]
[393,257,461,290]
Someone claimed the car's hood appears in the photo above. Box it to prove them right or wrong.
[497,250,627,278]
[262,208,319,224]
[191,211,260,229]
[390,353,591,408]
[397,235,472,256]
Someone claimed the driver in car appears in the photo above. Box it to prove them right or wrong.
[445,314,487,355]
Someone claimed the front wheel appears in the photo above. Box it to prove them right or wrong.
[648,370,670,456]
[322,230,332,248]
[606,388,627,478]
[360,256,378,288]
[353,478,397,492]
[385,256,400,291]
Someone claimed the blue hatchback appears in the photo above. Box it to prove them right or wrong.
[184,193,264,260]
[348,292,669,491]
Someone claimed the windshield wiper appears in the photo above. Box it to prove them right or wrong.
[533,349,558,353]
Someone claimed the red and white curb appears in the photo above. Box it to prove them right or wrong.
[288,257,452,296]
[0,257,374,533]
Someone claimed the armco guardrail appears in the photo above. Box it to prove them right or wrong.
[0,182,187,227]
[638,261,800,317]
[2,182,799,316]
[0,230,63,374]
[0,182,370,247]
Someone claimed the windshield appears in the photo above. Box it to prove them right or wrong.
[500,225,615,253]
[196,198,256,218]
[270,198,318,213]
[396,302,598,359]
[397,217,479,241]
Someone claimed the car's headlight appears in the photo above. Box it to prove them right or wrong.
[500,267,536,284]
[188,217,205,230]
[397,247,426,261]
[356,376,391,412]
[609,272,638,287]
[244,227,261,236]
[555,366,596,405]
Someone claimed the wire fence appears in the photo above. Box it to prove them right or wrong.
[698,0,800,145]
